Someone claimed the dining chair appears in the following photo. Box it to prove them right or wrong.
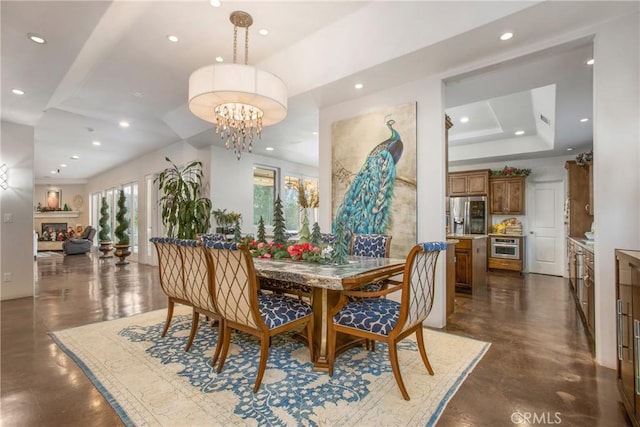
[349,234,392,292]
[197,233,227,244]
[176,239,223,366]
[150,237,192,337]
[202,241,314,393]
[327,241,447,401]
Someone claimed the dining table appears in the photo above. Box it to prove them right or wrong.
[253,256,406,370]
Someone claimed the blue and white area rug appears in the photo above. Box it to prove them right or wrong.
[51,306,489,426]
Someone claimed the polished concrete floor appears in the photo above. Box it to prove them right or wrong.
[0,253,632,426]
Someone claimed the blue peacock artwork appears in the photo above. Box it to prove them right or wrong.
[333,119,403,244]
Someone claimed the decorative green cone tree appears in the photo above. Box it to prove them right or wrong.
[272,195,288,246]
[310,222,322,248]
[233,217,242,242]
[115,190,130,246]
[257,216,267,243]
[98,196,113,258]
[298,210,311,243]
[330,220,349,265]
[98,197,111,242]
[114,190,131,265]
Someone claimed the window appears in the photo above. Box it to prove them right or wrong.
[253,166,277,226]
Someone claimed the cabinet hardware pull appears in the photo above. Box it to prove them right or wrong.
[635,319,640,393]
[585,204,589,212]
[618,299,623,361]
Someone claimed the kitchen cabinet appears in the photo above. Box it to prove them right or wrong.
[448,170,489,196]
[565,160,593,237]
[446,240,456,316]
[616,249,640,427]
[450,236,487,293]
[489,176,525,214]
[568,237,595,351]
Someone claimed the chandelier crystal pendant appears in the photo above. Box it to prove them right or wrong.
[188,11,287,159]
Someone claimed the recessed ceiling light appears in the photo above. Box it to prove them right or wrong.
[167,35,179,43]
[514,130,525,136]
[354,83,364,90]
[132,92,143,97]
[567,148,574,151]
[70,155,80,160]
[27,33,46,44]
[209,0,221,7]
[586,59,594,65]
[215,56,224,63]
[92,141,101,146]
[11,88,25,95]
[460,116,469,123]
[119,121,130,128]
[312,131,319,135]
[258,29,269,36]
[60,164,67,168]
[500,32,513,41]
[51,170,58,174]
[265,147,275,151]
[580,118,589,122]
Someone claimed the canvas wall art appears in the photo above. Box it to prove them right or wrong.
[331,102,417,258]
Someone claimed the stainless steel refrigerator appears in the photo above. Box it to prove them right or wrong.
[449,196,488,235]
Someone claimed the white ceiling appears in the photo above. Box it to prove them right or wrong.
[1,1,637,183]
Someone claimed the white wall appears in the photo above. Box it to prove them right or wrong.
[320,76,448,328]
[210,145,318,235]
[1,121,35,300]
[593,11,640,368]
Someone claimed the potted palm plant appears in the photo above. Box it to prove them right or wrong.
[114,190,131,265]
[156,157,212,239]
[98,196,113,258]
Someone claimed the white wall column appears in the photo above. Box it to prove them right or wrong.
[1,121,35,300]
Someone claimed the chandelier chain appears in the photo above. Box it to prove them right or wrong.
[233,25,238,64]
[244,26,249,65]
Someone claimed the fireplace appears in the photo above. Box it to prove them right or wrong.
[41,222,68,241]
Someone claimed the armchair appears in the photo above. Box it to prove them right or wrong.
[62,226,97,255]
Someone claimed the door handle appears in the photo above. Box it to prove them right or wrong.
[617,299,623,360]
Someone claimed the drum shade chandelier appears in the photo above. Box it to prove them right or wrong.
[188,11,287,159]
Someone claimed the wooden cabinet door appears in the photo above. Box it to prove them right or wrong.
[506,178,525,214]
[467,173,488,195]
[632,264,640,419]
[619,280,635,409]
[449,175,468,196]
[490,180,506,213]
[568,240,576,291]
[454,248,472,288]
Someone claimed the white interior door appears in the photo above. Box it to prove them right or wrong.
[527,180,564,276]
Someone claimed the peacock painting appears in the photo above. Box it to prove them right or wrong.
[331,102,417,257]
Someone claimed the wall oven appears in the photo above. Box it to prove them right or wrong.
[490,236,520,260]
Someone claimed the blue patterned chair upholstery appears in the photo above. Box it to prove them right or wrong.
[176,239,223,366]
[327,241,447,401]
[202,241,314,393]
[321,233,337,244]
[197,233,227,244]
[349,234,392,293]
[150,237,193,340]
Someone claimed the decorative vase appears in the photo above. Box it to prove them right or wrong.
[114,244,131,266]
[99,241,113,258]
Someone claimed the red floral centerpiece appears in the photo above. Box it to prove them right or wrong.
[287,242,322,262]
[248,241,290,259]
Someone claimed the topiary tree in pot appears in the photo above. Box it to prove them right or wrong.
[156,157,212,239]
[98,196,113,258]
[114,189,131,265]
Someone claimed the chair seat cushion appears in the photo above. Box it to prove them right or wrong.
[258,294,312,329]
[333,298,400,336]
